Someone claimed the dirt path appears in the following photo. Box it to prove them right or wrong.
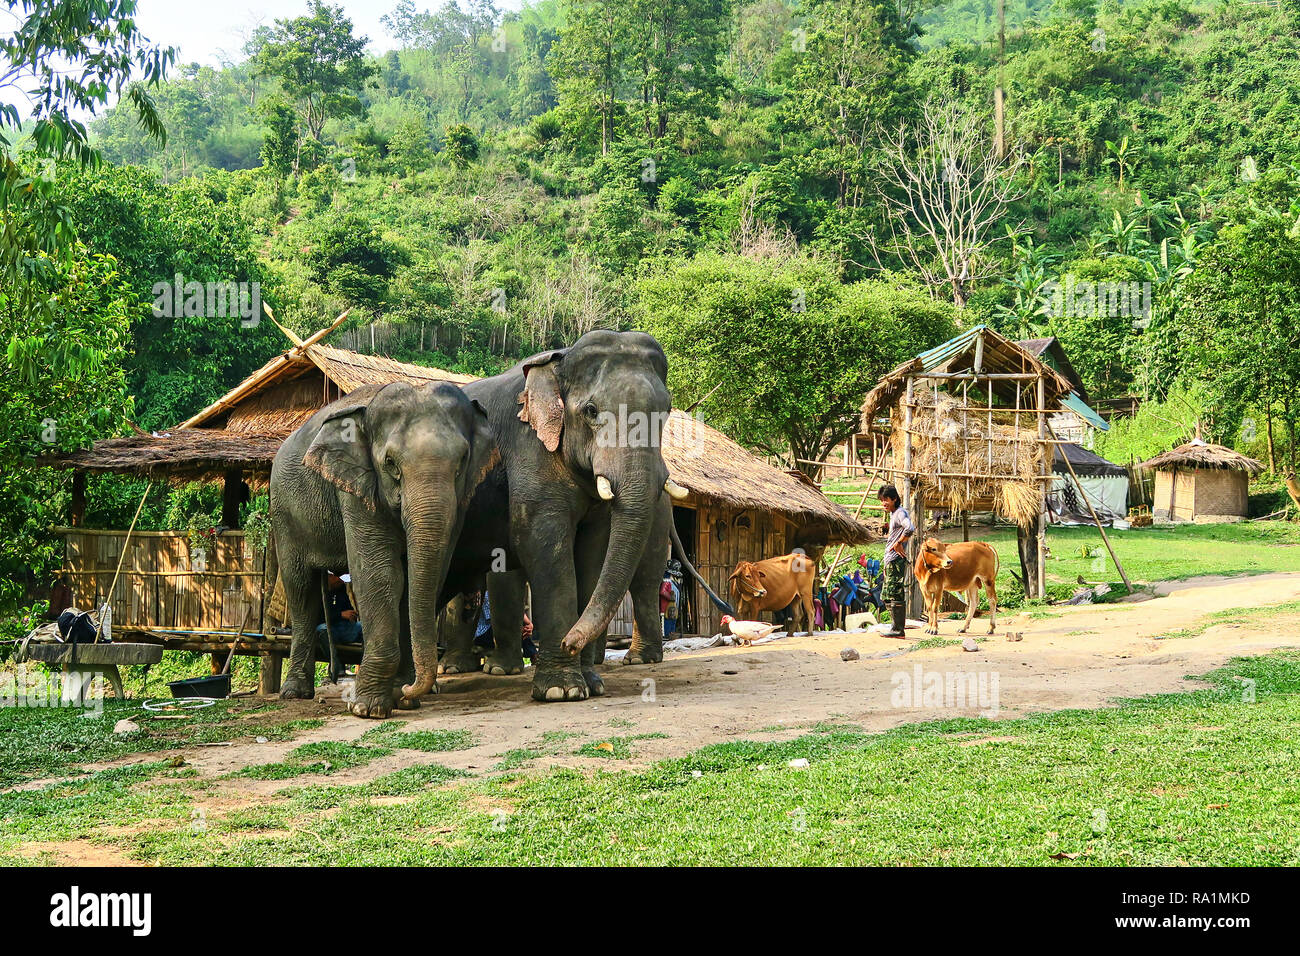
[141,571,1300,790]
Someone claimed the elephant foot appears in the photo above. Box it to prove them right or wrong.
[438,650,483,675]
[483,652,524,676]
[349,693,394,719]
[532,664,589,703]
[582,668,605,697]
[279,673,315,700]
[623,645,663,665]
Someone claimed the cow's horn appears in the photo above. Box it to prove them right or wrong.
[596,475,614,500]
[664,478,688,500]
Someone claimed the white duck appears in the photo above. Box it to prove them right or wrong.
[721,615,783,646]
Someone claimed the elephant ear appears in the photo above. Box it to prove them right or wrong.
[303,403,377,512]
[463,399,501,503]
[517,349,567,453]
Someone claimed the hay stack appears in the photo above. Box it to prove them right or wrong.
[905,391,1047,526]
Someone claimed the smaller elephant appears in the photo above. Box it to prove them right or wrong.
[270,380,497,717]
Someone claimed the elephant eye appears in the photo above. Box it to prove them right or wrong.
[385,455,401,481]
[582,401,599,422]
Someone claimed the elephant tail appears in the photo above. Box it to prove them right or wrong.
[669,519,735,617]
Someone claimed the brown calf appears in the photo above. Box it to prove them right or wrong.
[913,537,1000,636]
[728,552,817,635]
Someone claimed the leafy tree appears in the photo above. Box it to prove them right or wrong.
[0,247,138,608]
[443,122,480,168]
[1179,213,1300,472]
[0,0,172,371]
[389,118,435,175]
[254,1,376,143]
[636,253,956,473]
[51,164,281,429]
[548,0,630,155]
[304,211,411,311]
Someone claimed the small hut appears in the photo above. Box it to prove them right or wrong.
[1138,439,1264,523]
[859,326,1108,608]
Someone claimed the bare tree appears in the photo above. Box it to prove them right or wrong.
[874,99,1026,309]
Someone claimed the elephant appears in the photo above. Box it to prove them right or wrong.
[436,570,529,677]
[269,380,498,717]
[460,329,689,703]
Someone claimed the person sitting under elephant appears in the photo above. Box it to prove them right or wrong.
[317,572,362,679]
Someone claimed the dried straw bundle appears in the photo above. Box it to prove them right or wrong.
[904,391,1047,526]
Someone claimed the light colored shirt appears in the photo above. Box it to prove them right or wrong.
[884,507,915,565]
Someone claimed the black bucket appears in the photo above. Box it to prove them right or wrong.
[168,674,231,699]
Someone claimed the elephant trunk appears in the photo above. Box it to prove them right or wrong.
[561,470,654,655]
[400,496,454,701]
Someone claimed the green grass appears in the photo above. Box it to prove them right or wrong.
[0,696,323,788]
[232,741,392,780]
[357,722,476,752]
[492,729,586,770]
[574,733,669,760]
[9,650,1300,866]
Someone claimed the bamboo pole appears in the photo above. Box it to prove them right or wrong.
[94,485,150,643]
[1047,421,1133,592]
[1036,374,1048,598]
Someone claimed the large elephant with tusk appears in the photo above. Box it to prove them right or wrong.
[461,330,687,702]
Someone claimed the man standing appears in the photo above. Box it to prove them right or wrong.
[877,484,914,638]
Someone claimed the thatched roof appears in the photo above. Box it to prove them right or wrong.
[662,413,869,541]
[860,326,1106,433]
[1138,440,1265,474]
[50,430,284,483]
[46,338,870,541]
[1015,336,1091,405]
[308,344,476,392]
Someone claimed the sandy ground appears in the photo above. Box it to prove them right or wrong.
[71,570,1292,800]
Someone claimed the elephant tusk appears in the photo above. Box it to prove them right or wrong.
[664,478,688,500]
[596,475,614,500]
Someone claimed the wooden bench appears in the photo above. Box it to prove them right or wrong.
[21,642,163,700]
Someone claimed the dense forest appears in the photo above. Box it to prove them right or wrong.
[3,0,1300,618]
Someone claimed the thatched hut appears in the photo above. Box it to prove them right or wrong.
[859,326,1107,605]
[43,329,870,682]
[1138,440,1264,523]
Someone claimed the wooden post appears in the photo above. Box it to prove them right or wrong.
[902,379,914,510]
[908,490,926,619]
[1036,374,1048,599]
[221,468,246,528]
[962,511,970,541]
[259,652,282,695]
[70,472,86,527]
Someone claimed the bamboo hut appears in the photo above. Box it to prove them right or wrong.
[858,326,1109,611]
[43,323,870,684]
[1138,440,1264,523]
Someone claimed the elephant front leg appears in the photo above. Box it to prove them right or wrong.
[625,500,670,666]
[482,570,527,676]
[436,594,482,674]
[350,567,405,718]
[517,511,587,702]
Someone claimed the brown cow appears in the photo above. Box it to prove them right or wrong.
[728,552,817,635]
[913,537,1000,636]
